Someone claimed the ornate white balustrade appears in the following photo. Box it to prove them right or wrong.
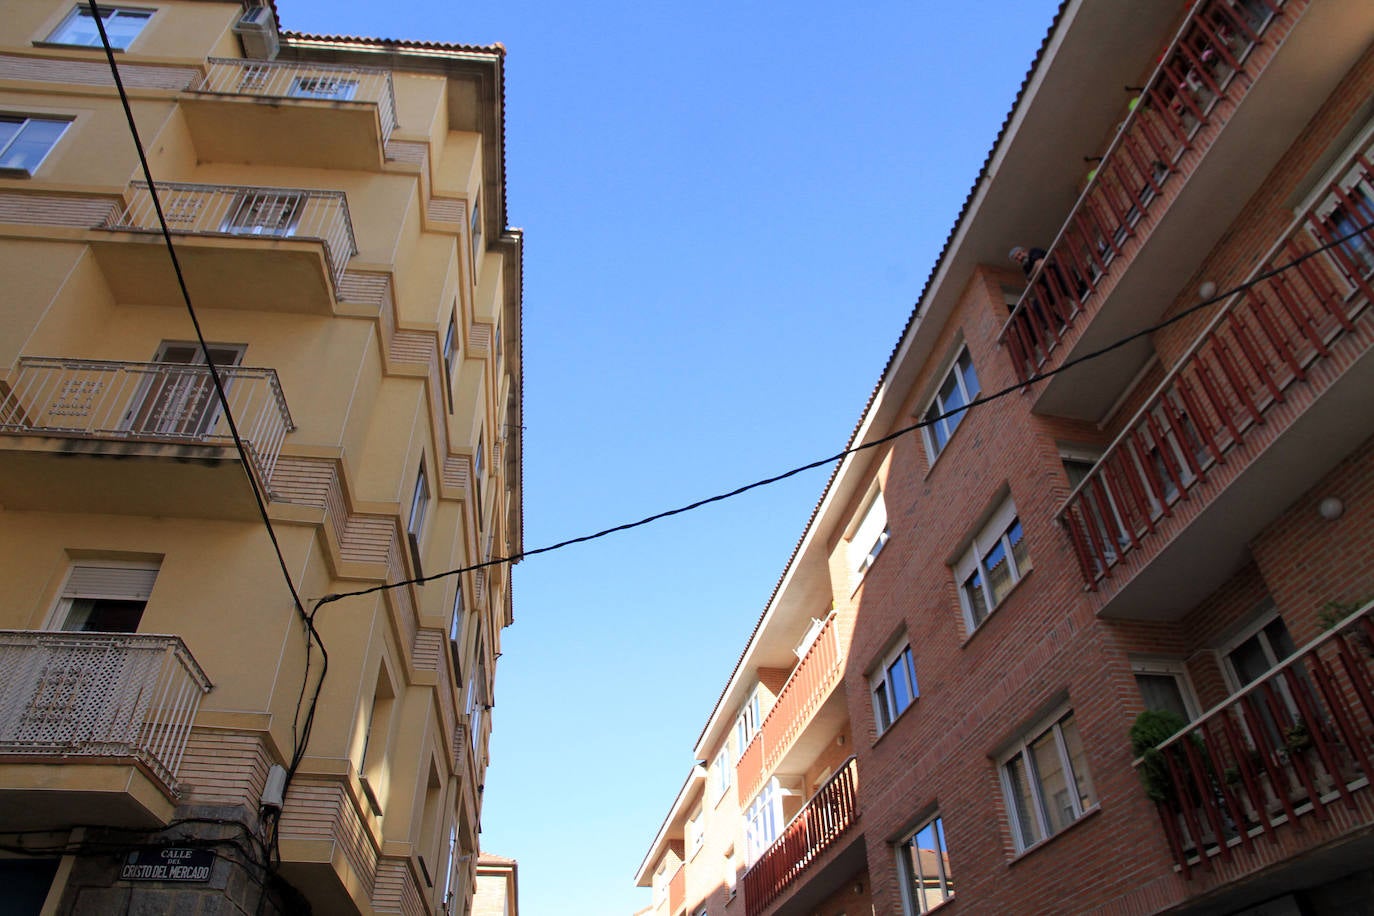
[0,631,211,792]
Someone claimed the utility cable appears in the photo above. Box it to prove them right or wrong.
[314,216,1374,613]
[88,0,326,875]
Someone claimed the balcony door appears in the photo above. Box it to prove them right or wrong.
[124,342,244,438]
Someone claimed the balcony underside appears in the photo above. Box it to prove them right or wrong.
[0,437,262,521]
[1034,0,1374,422]
[0,760,175,830]
[88,232,336,314]
[180,96,385,171]
[757,833,865,916]
[1175,829,1374,916]
[1093,327,1374,620]
[276,852,367,916]
[771,690,849,786]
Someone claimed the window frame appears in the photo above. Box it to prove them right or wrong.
[846,484,890,583]
[732,687,762,762]
[870,642,918,735]
[44,6,153,50]
[287,75,359,101]
[220,189,304,237]
[744,778,783,865]
[920,346,981,462]
[711,747,732,802]
[407,459,430,578]
[954,496,1030,634]
[48,560,159,633]
[1131,657,1201,721]
[897,814,955,915]
[0,114,73,176]
[997,708,1096,854]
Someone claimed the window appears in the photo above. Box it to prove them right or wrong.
[1133,658,1199,722]
[448,580,465,672]
[408,460,430,577]
[712,748,732,801]
[999,709,1095,852]
[686,807,704,856]
[922,347,980,459]
[443,311,458,410]
[898,816,954,914]
[744,779,783,864]
[473,434,485,531]
[46,6,152,49]
[221,190,303,236]
[358,666,396,815]
[847,486,889,580]
[469,196,482,275]
[733,688,762,761]
[1223,613,1297,690]
[288,76,358,101]
[52,562,158,633]
[871,643,918,734]
[0,116,71,175]
[955,497,1030,632]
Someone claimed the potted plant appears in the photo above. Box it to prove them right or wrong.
[1130,709,1191,804]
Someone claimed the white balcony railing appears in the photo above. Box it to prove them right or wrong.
[103,182,358,288]
[0,631,212,791]
[193,57,398,146]
[0,357,294,491]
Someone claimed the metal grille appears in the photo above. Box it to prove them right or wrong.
[0,631,212,791]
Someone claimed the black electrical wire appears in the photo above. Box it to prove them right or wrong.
[86,0,326,884]
[313,216,1374,613]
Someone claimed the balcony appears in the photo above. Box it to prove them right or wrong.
[91,182,357,314]
[0,631,211,828]
[183,58,397,170]
[1058,141,1374,618]
[999,0,1374,421]
[1137,603,1374,882]
[0,357,294,519]
[737,612,847,806]
[742,757,859,916]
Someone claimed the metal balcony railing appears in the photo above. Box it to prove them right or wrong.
[193,57,398,145]
[1058,142,1374,587]
[743,756,859,916]
[999,0,1288,381]
[103,182,358,288]
[0,357,295,492]
[0,630,212,792]
[737,613,845,805]
[1135,602,1374,879]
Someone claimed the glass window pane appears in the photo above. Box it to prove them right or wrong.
[0,119,68,172]
[1135,673,1191,721]
[962,569,989,627]
[1059,716,1095,812]
[873,681,891,731]
[1262,617,1297,663]
[1228,633,1272,686]
[959,352,981,400]
[1006,754,1040,849]
[984,540,1012,604]
[0,118,19,152]
[1031,728,1073,835]
[1009,520,1031,577]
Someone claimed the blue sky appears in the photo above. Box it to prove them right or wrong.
[279,2,1061,912]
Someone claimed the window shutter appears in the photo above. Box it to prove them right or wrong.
[63,565,158,601]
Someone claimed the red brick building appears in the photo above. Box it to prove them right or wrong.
[636,1,1374,914]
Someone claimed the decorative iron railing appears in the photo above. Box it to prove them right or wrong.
[737,613,844,805]
[0,630,212,792]
[193,57,397,145]
[103,181,358,288]
[1135,602,1374,879]
[1058,140,1374,587]
[743,756,859,916]
[0,357,294,492]
[999,0,1288,380]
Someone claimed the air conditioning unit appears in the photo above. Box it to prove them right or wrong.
[233,5,280,60]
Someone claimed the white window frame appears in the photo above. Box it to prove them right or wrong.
[288,75,359,101]
[1218,603,1297,694]
[1131,657,1201,721]
[469,196,483,278]
[0,115,72,176]
[47,560,160,632]
[897,814,954,915]
[954,496,1030,634]
[870,642,918,734]
[712,748,732,802]
[920,346,980,462]
[998,708,1095,853]
[686,807,705,857]
[46,6,153,50]
[744,779,783,865]
[732,687,762,762]
[846,485,890,582]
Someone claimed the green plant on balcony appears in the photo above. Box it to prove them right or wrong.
[1130,708,1191,803]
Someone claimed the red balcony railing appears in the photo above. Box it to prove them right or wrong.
[737,613,845,805]
[668,862,685,914]
[1059,142,1374,587]
[743,756,859,916]
[1136,602,1374,878]
[999,0,1289,381]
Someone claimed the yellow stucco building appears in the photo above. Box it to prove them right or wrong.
[0,2,522,913]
